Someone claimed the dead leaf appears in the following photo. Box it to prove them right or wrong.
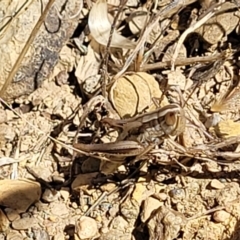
[110,72,166,117]
[88,0,136,49]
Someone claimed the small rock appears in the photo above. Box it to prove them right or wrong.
[30,165,52,182]
[0,209,9,232]
[6,231,23,240]
[100,183,116,192]
[12,217,37,230]
[132,178,154,205]
[98,230,131,240]
[0,109,7,123]
[48,215,58,222]
[4,208,20,222]
[210,179,225,189]
[49,202,69,217]
[213,210,230,223]
[75,216,99,239]
[141,197,163,223]
[205,162,221,173]
[53,233,65,240]
[32,228,50,240]
[120,198,139,221]
[0,179,41,213]
[52,175,65,183]
[71,202,78,209]
[169,188,185,200]
[95,215,102,222]
[42,189,60,203]
[110,216,128,232]
[154,193,168,201]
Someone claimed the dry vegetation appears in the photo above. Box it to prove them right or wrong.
[1,0,240,239]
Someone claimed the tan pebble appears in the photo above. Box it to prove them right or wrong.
[101,227,109,234]
[205,162,221,172]
[50,202,69,216]
[6,231,23,240]
[53,233,65,240]
[48,215,58,222]
[95,215,102,222]
[12,217,37,230]
[0,179,41,213]
[42,189,59,203]
[210,179,225,189]
[141,197,162,222]
[76,216,99,239]
[4,208,20,222]
[71,202,78,209]
[157,193,168,201]
[82,205,89,212]
[213,210,230,223]
[100,183,116,192]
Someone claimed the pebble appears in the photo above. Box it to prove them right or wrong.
[0,179,41,213]
[32,229,50,240]
[52,175,65,183]
[50,202,69,217]
[141,197,162,223]
[100,183,116,192]
[169,188,185,199]
[12,217,37,230]
[95,215,102,222]
[42,189,60,203]
[4,208,20,222]
[6,231,23,240]
[0,209,9,232]
[210,179,225,189]
[213,210,230,223]
[155,193,168,201]
[75,216,99,239]
[0,109,7,123]
[71,202,78,209]
[53,233,65,240]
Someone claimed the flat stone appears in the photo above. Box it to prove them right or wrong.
[0,179,41,213]
[50,202,69,217]
[12,217,38,230]
[4,208,20,222]
[210,180,225,189]
[6,231,23,240]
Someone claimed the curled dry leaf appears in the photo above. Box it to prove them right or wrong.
[88,0,136,49]
[211,85,240,112]
[109,72,168,118]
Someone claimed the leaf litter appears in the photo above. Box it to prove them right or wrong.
[1,0,240,239]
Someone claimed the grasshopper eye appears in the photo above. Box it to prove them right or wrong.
[165,112,177,126]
